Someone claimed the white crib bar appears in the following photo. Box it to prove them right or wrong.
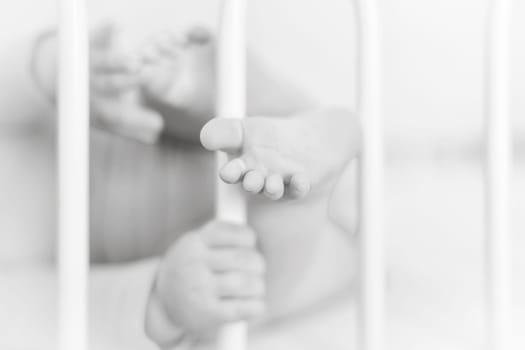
[58,0,90,350]
[485,0,513,349]
[356,0,384,350]
[216,0,248,350]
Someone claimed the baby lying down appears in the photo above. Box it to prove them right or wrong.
[33,24,361,348]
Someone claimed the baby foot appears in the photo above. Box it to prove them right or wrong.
[200,113,354,200]
[89,23,163,143]
[138,27,216,119]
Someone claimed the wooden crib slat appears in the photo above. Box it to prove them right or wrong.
[216,0,248,349]
[485,0,513,349]
[58,0,90,350]
[356,0,385,349]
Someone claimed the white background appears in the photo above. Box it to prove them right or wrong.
[0,0,523,349]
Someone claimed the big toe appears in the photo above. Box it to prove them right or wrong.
[200,119,244,154]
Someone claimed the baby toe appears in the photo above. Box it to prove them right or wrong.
[220,158,247,184]
[288,173,311,199]
[264,174,284,200]
[243,170,265,194]
[200,119,244,154]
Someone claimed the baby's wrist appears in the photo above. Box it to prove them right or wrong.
[145,283,192,349]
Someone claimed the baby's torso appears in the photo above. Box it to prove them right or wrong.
[92,135,356,315]
[90,131,215,262]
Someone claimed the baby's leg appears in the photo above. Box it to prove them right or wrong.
[248,193,356,320]
[200,108,360,319]
[200,109,361,200]
[137,27,316,143]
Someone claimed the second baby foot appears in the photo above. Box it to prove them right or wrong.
[138,27,216,119]
[200,112,357,201]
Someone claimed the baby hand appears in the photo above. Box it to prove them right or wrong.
[145,221,266,345]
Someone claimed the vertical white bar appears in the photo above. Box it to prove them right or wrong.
[216,0,247,350]
[355,0,384,350]
[58,0,89,350]
[485,0,512,349]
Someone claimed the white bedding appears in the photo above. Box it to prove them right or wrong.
[1,163,523,350]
